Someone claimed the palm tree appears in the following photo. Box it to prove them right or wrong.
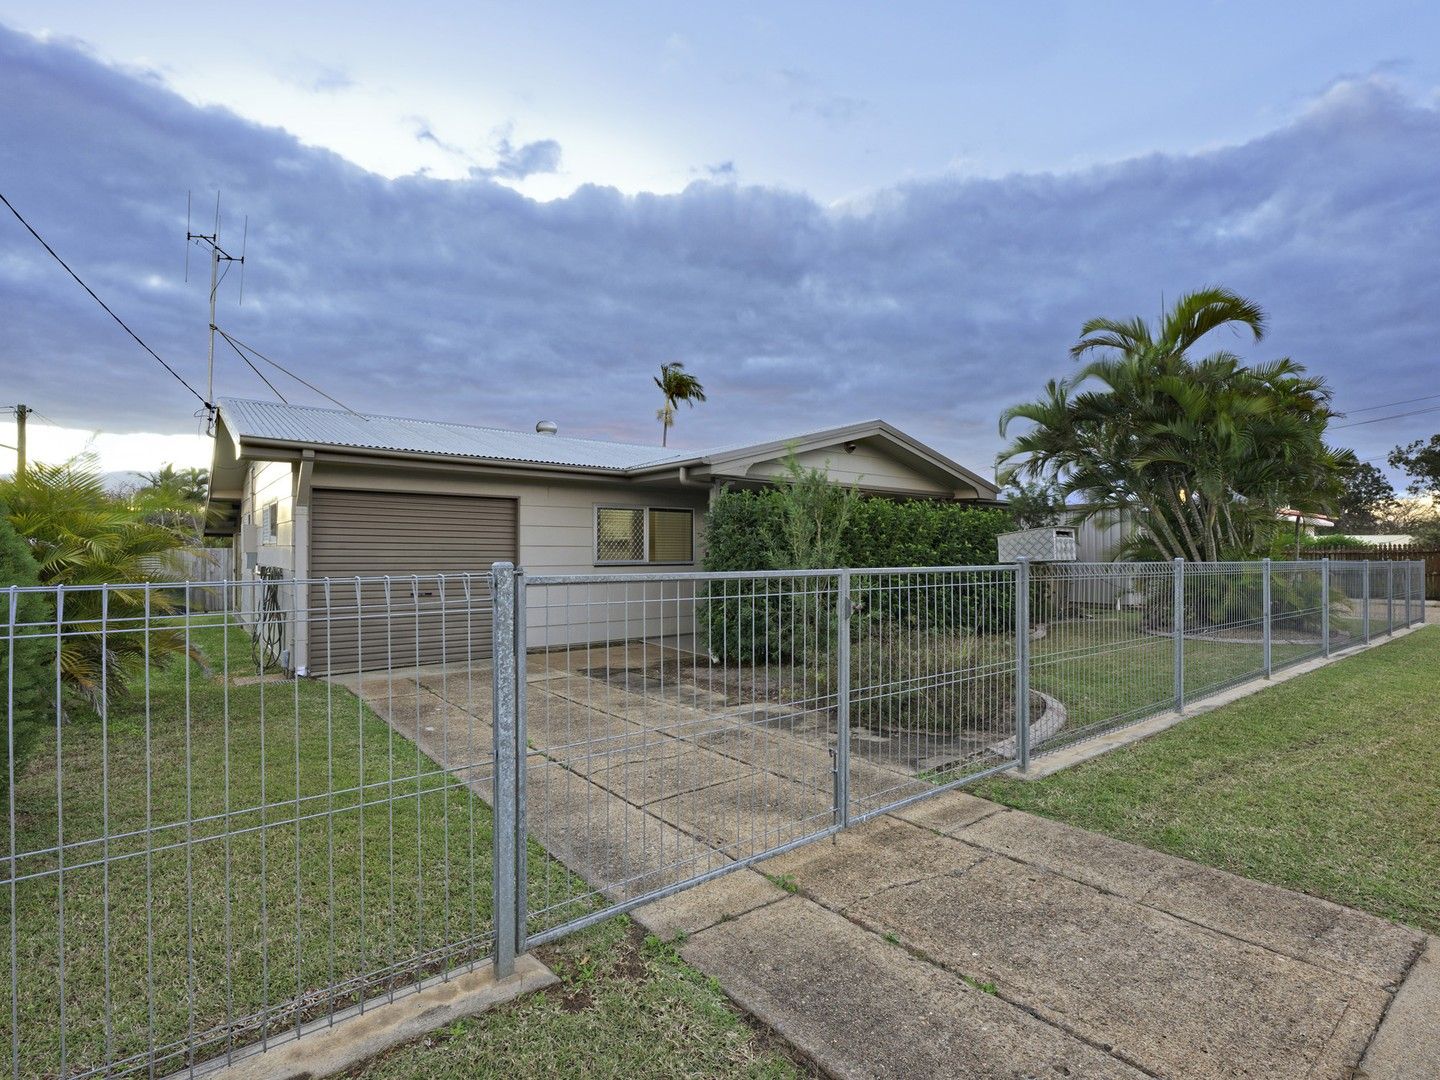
[1,456,188,705]
[998,288,1349,561]
[654,362,707,446]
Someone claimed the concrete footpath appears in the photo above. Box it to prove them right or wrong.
[637,790,1437,1080]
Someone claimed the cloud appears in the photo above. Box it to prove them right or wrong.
[1,26,1438,481]
[478,136,562,180]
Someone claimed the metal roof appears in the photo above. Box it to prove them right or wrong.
[215,397,999,497]
[218,398,696,471]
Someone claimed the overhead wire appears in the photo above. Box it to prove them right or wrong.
[218,330,289,403]
[1333,404,1440,430]
[0,191,209,408]
[213,327,360,415]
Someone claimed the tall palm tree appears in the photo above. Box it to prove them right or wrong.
[654,362,707,446]
[998,288,1349,561]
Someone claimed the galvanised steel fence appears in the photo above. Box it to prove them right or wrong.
[2,558,1425,1078]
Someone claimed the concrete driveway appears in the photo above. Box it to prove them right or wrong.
[340,656,1437,1079]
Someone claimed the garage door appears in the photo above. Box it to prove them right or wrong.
[307,489,518,674]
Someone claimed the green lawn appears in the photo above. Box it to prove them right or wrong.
[1,622,594,1079]
[979,627,1440,934]
[355,917,807,1079]
[1028,612,1325,749]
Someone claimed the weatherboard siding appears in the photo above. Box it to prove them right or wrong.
[745,443,954,495]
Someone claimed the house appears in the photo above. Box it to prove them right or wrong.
[205,397,1000,675]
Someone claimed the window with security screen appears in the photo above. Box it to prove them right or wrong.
[595,506,693,564]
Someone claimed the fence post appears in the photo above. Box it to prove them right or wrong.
[512,568,529,958]
[1321,558,1331,659]
[1015,559,1031,770]
[1387,561,1395,635]
[1404,560,1412,628]
[491,562,518,979]
[1362,560,1371,644]
[1261,558,1272,678]
[1173,558,1185,713]
[834,570,851,830]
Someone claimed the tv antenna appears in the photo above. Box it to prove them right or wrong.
[187,190,247,432]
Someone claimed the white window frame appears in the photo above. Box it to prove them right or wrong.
[593,505,695,566]
[260,501,279,546]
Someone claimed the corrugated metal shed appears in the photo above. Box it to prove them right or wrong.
[218,398,696,471]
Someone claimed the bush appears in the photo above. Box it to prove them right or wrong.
[0,504,53,794]
[849,617,1014,733]
[704,486,1014,573]
[701,478,1017,662]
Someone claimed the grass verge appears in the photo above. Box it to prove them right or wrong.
[352,917,809,1079]
[978,628,1440,933]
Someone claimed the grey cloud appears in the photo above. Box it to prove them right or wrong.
[479,137,562,180]
[1,27,1437,482]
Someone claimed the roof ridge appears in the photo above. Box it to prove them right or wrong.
[218,396,696,454]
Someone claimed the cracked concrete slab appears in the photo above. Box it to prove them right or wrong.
[633,868,787,941]
[682,896,1147,1080]
[761,818,984,909]
[956,809,1425,988]
[850,856,1390,1079]
[884,788,1003,834]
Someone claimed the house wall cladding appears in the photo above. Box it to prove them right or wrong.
[263,462,713,673]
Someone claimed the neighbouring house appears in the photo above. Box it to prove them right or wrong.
[205,398,999,675]
[1276,507,1336,538]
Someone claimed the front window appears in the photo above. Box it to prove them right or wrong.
[595,506,694,564]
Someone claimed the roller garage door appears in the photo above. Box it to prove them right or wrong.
[307,489,517,674]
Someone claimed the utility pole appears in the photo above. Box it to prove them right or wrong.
[186,192,246,433]
[9,403,29,476]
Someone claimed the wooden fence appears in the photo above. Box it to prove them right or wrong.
[148,546,235,612]
[1307,545,1440,600]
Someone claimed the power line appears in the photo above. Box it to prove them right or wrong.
[0,191,209,408]
[1343,390,1440,416]
[1334,404,1440,430]
[213,327,359,415]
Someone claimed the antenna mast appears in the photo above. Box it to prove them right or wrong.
[187,191,247,433]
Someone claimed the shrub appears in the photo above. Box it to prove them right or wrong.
[700,472,1016,662]
[0,504,53,794]
[849,617,1014,733]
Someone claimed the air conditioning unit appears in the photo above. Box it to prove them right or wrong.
[998,526,1078,564]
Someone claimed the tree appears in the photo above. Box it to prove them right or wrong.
[1,456,187,706]
[0,502,52,795]
[1333,462,1396,531]
[1388,434,1440,499]
[998,288,1351,561]
[654,362,706,446]
[133,463,211,542]
[1001,480,1065,529]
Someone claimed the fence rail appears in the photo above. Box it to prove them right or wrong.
[2,557,1426,1078]
[1306,545,1440,600]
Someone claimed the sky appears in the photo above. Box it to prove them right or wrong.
[1,3,1439,484]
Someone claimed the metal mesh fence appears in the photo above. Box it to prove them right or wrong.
[2,575,499,1080]
[2,557,1424,1078]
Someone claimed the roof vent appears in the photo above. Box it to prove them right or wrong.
[535,420,559,436]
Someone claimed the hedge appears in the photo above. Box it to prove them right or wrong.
[699,488,1017,672]
[702,488,1014,572]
